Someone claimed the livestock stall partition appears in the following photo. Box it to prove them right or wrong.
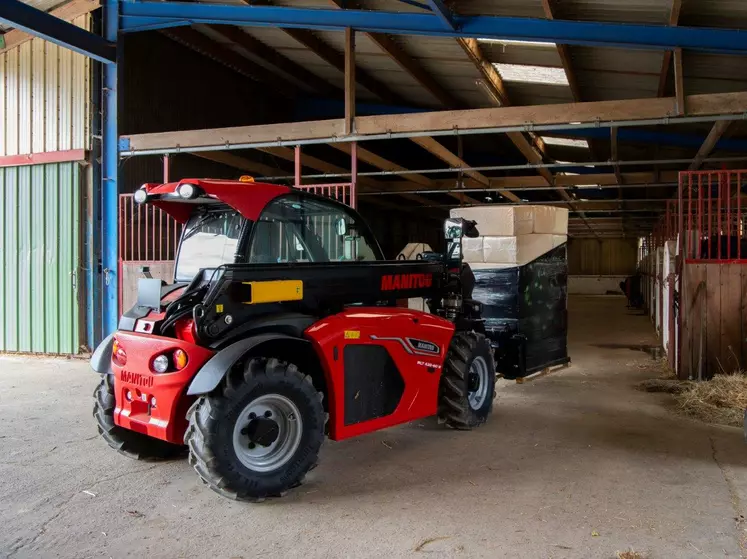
[678,170,747,380]
[645,170,747,379]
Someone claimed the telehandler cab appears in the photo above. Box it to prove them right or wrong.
[91,179,496,501]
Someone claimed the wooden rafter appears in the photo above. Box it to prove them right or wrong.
[257,146,438,208]
[411,137,522,203]
[540,0,581,102]
[689,120,732,171]
[674,48,686,115]
[657,0,683,97]
[281,28,398,104]
[455,38,569,197]
[327,0,458,108]
[344,28,355,135]
[330,142,483,205]
[379,171,680,192]
[0,0,101,54]
[122,91,747,152]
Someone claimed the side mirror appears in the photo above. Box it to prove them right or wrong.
[463,219,479,238]
[335,217,349,236]
[444,218,479,239]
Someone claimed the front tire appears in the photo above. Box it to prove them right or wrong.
[438,332,496,429]
[93,374,184,460]
[185,357,325,501]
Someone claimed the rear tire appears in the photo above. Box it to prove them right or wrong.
[93,374,184,460]
[438,331,495,429]
[185,357,325,502]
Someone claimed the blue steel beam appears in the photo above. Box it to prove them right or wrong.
[102,0,119,336]
[0,0,115,63]
[423,0,455,30]
[119,1,747,55]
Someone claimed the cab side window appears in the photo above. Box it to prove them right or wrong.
[248,196,380,263]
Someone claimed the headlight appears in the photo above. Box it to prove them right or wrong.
[152,354,170,373]
[177,183,199,199]
[133,188,148,204]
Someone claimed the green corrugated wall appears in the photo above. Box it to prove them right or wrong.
[0,163,81,354]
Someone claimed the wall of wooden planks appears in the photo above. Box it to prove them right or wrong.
[679,262,747,379]
[568,238,638,276]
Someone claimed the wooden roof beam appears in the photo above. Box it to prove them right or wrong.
[122,91,747,153]
[327,0,459,108]
[456,38,566,197]
[689,120,732,171]
[257,146,438,208]
[540,0,582,102]
[657,0,683,97]
[330,142,483,205]
[282,27,399,104]
[411,137,522,203]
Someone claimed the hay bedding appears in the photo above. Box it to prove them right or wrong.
[637,373,747,427]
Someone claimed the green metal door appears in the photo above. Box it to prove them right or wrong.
[0,162,81,354]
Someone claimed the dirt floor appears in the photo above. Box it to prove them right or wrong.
[1,296,746,559]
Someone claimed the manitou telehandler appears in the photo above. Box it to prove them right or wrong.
[91,178,496,501]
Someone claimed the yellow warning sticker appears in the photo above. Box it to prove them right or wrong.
[216,304,224,313]
[344,330,361,339]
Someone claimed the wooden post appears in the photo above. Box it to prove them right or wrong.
[344,28,356,136]
[163,154,170,183]
[294,145,301,187]
[674,48,685,115]
[350,141,358,208]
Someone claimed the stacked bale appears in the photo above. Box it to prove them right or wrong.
[451,205,570,378]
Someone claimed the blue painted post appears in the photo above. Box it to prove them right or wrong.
[102,0,119,336]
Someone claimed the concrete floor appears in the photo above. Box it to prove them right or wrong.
[1,296,746,559]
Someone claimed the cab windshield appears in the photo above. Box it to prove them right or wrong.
[175,206,245,281]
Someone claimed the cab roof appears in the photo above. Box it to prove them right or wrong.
[143,178,292,223]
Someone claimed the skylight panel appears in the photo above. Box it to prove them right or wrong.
[479,38,557,48]
[493,63,569,85]
[541,137,589,149]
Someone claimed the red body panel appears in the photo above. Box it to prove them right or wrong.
[145,179,291,223]
[111,332,215,444]
[304,308,455,441]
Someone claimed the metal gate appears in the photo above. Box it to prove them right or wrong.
[0,162,82,354]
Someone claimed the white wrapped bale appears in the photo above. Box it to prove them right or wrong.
[533,206,569,235]
[450,206,534,236]
[482,234,556,266]
[461,236,484,264]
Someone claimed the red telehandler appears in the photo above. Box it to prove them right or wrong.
[91,179,495,501]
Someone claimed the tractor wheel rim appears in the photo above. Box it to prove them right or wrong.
[467,356,490,411]
[232,394,303,473]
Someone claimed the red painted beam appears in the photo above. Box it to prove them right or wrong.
[0,149,87,168]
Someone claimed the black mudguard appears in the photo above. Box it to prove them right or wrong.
[90,333,115,375]
[186,333,310,396]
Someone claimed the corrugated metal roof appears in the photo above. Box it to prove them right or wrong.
[552,0,671,24]
[680,0,747,29]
